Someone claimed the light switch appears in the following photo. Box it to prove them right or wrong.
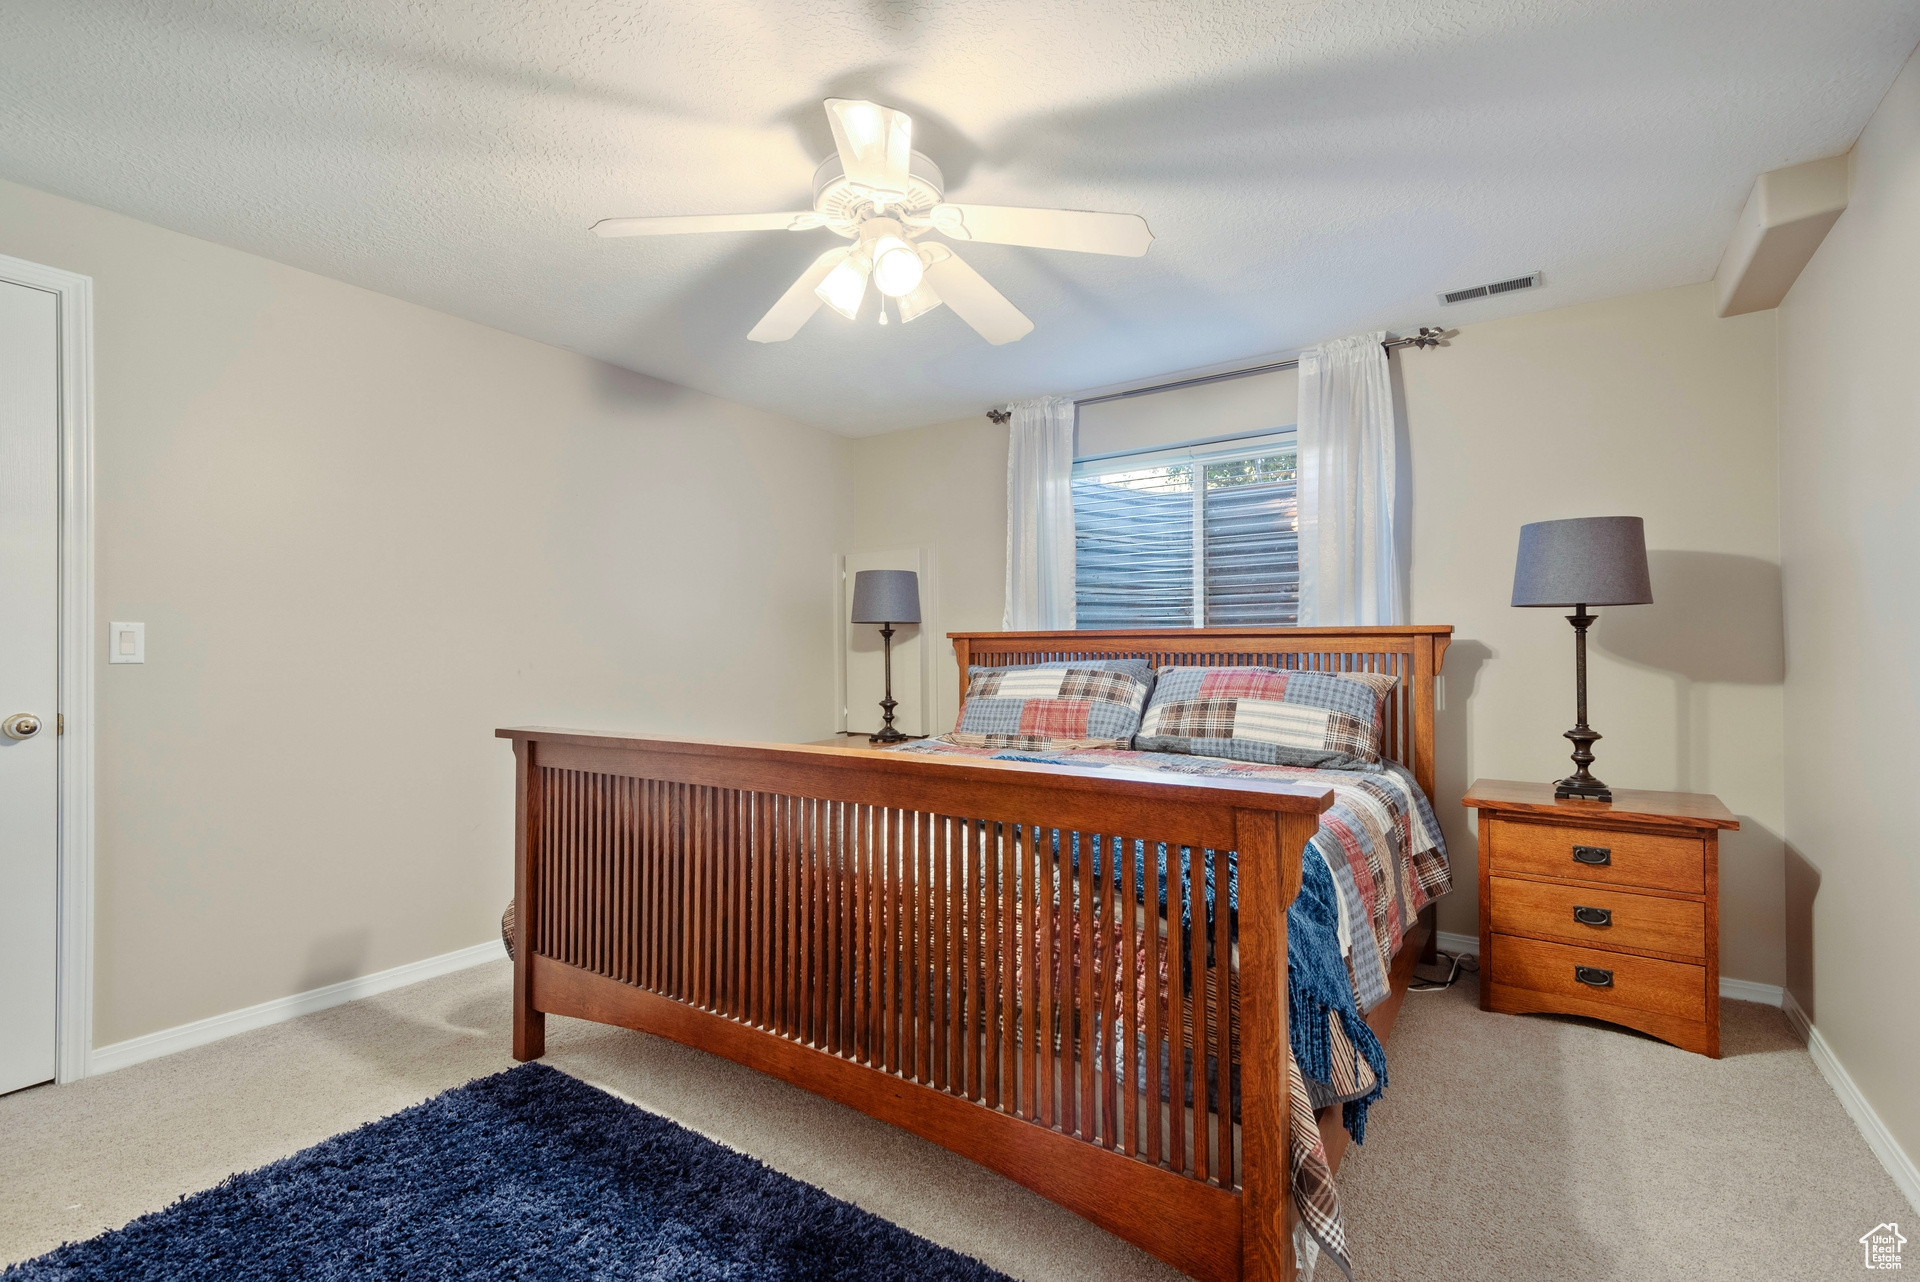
[109,621,145,664]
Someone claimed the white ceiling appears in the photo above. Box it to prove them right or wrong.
[2,1,1916,435]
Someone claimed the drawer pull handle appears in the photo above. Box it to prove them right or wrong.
[1573,905,1612,927]
[1572,845,1612,866]
[1575,965,1614,988]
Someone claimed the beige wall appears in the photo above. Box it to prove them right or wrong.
[842,415,1009,734]
[1077,367,1298,458]
[1401,285,1783,982]
[0,177,848,1046]
[1777,46,1920,1169]
[850,283,1786,986]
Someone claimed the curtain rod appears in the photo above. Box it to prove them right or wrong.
[985,327,1450,423]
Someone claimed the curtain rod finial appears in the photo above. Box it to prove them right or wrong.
[986,408,1011,425]
[1396,326,1451,350]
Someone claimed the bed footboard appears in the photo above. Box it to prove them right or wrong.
[497,727,1330,1282]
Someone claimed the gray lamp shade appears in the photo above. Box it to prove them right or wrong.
[1511,516,1653,607]
[850,569,921,624]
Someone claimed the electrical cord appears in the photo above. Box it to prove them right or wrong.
[1408,949,1479,992]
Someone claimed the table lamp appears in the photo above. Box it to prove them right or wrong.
[850,569,921,744]
[1511,516,1653,801]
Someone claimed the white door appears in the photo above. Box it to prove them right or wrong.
[0,278,60,1095]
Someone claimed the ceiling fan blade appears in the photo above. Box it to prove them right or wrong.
[824,98,912,198]
[921,247,1033,345]
[747,247,851,343]
[931,204,1153,257]
[592,212,819,238]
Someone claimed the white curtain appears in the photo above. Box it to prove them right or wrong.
[1297,332,1403,625]
[1003,394,1077,629]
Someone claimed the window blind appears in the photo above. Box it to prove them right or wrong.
[1072,434,1297,629]
[1202,455,1298,626]
[1071,466,1194,629]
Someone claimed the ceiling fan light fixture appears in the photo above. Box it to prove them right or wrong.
[815,251,871,320]
[871,236,925,298]
[896,278,941,323]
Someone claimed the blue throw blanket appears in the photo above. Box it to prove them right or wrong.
[1043,824,1386,1141]
[1290,841,1389,1141]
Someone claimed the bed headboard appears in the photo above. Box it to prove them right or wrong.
[949,626,1454,803]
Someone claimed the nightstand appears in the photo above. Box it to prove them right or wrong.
[1462,779,1738,1058]
[802,734,927,749]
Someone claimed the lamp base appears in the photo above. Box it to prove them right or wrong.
[1553,775,1613,803]
[868,728,910,745]
[1554,609,1613,802]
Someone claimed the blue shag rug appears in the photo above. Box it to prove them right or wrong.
[4,1062,1009,1281]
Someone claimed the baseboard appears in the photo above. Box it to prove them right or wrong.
[88,939,508,1078]
[1782,988,1813,1042]
[1783,991,1920,1216]
[1434,931,1785,1008]
[1719,976,1785,1006]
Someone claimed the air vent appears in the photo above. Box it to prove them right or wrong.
[1437,271,1542,305]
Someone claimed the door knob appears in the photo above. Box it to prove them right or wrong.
[3,713,43,740]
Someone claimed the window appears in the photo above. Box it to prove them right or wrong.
[1072,432,1298,628]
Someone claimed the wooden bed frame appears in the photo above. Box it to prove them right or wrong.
[500,625,1451,1282]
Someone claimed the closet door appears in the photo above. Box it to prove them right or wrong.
[0,277,60,1096]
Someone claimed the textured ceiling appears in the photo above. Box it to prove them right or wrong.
[2,1,1916,434]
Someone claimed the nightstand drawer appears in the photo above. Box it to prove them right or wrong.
[1487,818,1704,894]
[1490,876,1706,958]
[1493,934,1706,1022]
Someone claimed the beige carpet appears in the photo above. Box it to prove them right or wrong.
[0,960,1906,1280]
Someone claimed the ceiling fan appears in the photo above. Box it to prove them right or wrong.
[591,98,1154,346]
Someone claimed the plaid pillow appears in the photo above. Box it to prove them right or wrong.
[944,659,1156,751]
[1135,666,1397,771]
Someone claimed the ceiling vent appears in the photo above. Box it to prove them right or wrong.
[1437,271,1542,305]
